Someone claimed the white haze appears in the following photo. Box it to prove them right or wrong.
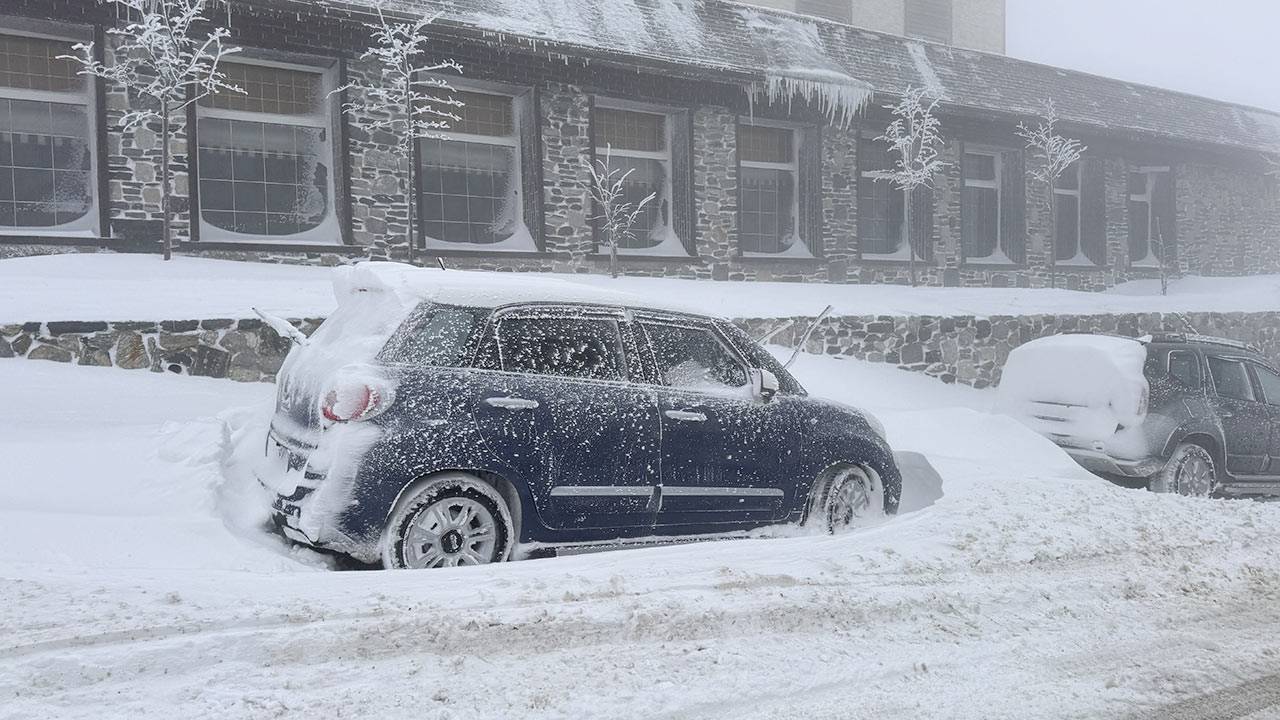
[1008,0,1280,113]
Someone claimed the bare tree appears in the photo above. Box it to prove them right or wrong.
[1017,100,1087,289]
[586,146,656,279]
[875,87,947,287]
[64,0,242,261]
[336,4,462,265]
[1152,217,1172,296]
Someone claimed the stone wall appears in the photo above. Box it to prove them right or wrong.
[5,310,1280,390]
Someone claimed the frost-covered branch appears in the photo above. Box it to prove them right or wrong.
[62,0,243,132]
[336,4,462,261]
[1017,100,1086,188]
[587,146,656,279]
[873,87,947,285]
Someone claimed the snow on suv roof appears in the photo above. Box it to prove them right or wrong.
[334,261,707,316]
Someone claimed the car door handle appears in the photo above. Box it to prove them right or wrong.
[665,410,708,422]
[485,396,540,411]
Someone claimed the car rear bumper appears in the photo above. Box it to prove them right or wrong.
[1063,447,1164,479]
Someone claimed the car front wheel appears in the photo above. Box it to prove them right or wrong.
[382,474,514,569]
[807,466,884,533]
[1152,443,1219,498]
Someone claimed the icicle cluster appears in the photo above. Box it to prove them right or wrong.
[749,74,873,129]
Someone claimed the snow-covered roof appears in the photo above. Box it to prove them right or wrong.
[335,261,707,315]
[286,0,1280,153]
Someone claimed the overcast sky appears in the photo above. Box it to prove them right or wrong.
[1007,0,1280,113]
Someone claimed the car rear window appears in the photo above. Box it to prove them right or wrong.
[378,304,484,367]
[1208,356,1256,402]
[1253,364,1280,407]
[1167,351,1202,389]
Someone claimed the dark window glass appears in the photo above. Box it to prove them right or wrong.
[738,125,792,164]
[593,108,665,153]
[201,63,321,115]
[1168,351,1202,389]
[451,90,514,137]
[739,166,796,254]
[0,34,81,92]
[962,185,1000,259]
[905,0,954,43]
[794,0,852,22]
[964,153,996,181]
[499,316,626,382]
[1055,193,1081,261]
[419,137,519,245]
[1253,365,1280,407]
[1208,357,1256,402]
[197,117,328,236]
[858,136,906,256]
[642,322,747,390]
[596,154,664,249]
[379,305,482,366]
[0,99,91,228]
[1128,197,1150,261]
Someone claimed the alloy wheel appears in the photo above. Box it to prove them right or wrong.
[403,496,498,569]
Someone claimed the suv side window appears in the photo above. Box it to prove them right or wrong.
[1208,356,1257,402]
[1252,364,1280,407]
[379,304,483,367]
[1167,351,1202,389]
[641,321,748,390]
[497,315,626,382]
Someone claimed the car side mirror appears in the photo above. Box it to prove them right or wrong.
[750,368,780,404]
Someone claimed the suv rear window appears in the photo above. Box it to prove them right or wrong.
[1208,357,1257,402]
[1253,364,1280,407]
[498,316,626,382]
[379,304,483,367]
[1167,351,1202,389]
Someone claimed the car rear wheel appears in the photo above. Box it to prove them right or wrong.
[807,466,884,534]
[1152,443,1219,498]
[382,474,514,570]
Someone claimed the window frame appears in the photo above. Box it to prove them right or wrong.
[961,145,1010,265]
[417,79,536,253]
[1206,355,1259,403]
[735,117,812,259]
[1128,166,1169,268]
[192,52,341,245]
[0,22,101,237]
[1054,163,1088,265]
[857,131,913,261]
[590,97,689,258]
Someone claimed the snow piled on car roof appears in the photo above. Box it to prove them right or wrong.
[333,261,706,315]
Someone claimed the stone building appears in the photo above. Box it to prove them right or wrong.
[743,0,1006,54]
[0,0,1277,290]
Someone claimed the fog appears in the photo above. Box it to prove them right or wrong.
[1008,0,1280,113]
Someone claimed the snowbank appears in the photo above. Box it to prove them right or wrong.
[4,254,1280,324]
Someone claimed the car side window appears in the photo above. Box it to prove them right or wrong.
[1207,356,1257,402]
[378,304,482,367]
[497,316,626,382]
[1167,351,1202,389]
[1252,365,1280,407]
[641,321,748,391]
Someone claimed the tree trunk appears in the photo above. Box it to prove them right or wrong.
[1048,186,1057,289]
[905,186,916,287]
[406,149,416,266]
[160,104,172,261]
[404,67,416,266]
[610,238,619,279]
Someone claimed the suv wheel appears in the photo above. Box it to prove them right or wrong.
[807,466,883,533]
[382,474,514,569]
[1153,443,1219,498]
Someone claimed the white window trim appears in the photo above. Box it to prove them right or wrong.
[419,83,535,253]
[195,55,340,245]
[1128,167,1168,268]
[738,118,811,259]
[0,26,100,238]
[592,97,687,258]
[963,146,1011,264]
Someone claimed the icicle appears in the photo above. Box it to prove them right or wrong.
[747,74,873,129]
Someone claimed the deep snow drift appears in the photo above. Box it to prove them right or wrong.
[6,253,1280,323]
[2,357,1279,719]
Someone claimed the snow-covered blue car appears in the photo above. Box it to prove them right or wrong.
[258,263,901,569]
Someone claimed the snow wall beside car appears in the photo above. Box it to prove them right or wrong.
[3,310,1280,387]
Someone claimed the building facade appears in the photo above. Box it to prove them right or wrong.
[0,0,1276,291]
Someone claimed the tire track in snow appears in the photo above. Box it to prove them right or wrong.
[1133,671,1280,720]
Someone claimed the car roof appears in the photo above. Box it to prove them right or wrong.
[333,261,716,318]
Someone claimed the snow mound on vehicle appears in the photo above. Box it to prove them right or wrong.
[995,334,1150,453]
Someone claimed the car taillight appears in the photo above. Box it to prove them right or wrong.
[321,382,388,423]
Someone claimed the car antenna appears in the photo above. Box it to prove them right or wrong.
[437,257,447,271]
[755,319,796,345]
[1174,312,1197,335]
[783,305,834,370]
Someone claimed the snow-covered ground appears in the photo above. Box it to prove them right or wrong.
[3,356,1279,719]
[5,253,1280,322]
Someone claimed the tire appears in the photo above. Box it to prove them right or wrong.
[806,466,885,534]
[1151,443,1219,498]
[381,473,514,570]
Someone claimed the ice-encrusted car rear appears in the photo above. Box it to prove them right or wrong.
[255,262,903,569]
[997,332,1280,498]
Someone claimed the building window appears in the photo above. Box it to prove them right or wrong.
[795,0,852,23]
[419,88,534,252]
[857,135,908,259]
[962,149,1005,263]
[196,59,337,242]
[905,0,954,44]
[1128,167,1173,267]
[0,32,96,234]
[591,104,687,256]
[1053,163,1086,263]
[737,122,809,257]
